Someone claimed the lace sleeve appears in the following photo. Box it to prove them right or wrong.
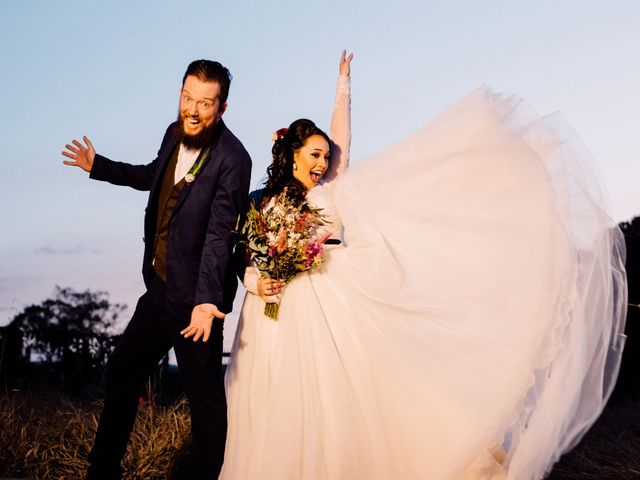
[244,264,280,303]
[324,75,351,181]
[243,265,259,295]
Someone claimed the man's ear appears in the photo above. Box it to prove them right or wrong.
[219,102,228,118]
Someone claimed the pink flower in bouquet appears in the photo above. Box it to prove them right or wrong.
[305,232,332,267]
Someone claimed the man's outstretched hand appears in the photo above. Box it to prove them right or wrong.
[181,303,226,342]
[62,135,96,173]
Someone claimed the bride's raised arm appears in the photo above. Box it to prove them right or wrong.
[324,50,353,181]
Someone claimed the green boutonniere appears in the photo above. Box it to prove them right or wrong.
[185,146,210,184]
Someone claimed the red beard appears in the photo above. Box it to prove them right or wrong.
[174,113,220,149]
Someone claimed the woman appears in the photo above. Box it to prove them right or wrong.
[221,52,627,479]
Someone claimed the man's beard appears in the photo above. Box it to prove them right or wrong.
[174,113,220,150]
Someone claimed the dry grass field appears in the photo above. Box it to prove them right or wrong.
[1,389,639,479]
[0,390,191,479]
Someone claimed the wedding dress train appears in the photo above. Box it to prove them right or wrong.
[222,86,626,479]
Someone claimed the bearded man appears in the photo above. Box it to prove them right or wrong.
[62,60,251,479]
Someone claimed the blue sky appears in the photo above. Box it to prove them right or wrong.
[1,0,639,349]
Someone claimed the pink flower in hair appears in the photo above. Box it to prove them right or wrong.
[271,128,289,141]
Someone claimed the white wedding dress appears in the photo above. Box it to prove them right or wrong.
[221,77,627,479]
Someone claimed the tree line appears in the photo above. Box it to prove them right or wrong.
[2,218,640,399]
[0,287,124,394]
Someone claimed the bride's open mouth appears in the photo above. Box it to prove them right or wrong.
[310,171,323,184]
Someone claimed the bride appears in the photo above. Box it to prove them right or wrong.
[221,51,627,479]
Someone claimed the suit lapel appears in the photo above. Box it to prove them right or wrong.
[172,120,225,217]
[150,136,179,197]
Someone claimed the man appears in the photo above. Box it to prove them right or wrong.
[62,60,251,479]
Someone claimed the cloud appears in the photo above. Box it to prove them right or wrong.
[35,245,101,255]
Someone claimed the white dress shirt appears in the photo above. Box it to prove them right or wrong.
[174,144,201,184]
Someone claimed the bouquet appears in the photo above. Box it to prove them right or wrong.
[242,188,331,319]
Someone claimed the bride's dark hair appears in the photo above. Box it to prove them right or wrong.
[263,119,331,205]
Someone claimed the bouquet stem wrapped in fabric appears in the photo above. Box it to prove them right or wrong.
[242,188,331,319]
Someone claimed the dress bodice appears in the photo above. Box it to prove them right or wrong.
[307,180,342,241]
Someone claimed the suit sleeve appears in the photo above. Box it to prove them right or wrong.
[194,148,252,307]
[89,154,159,191]
[88,124,176,191]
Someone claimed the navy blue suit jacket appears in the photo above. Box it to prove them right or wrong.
[90,120,252,316]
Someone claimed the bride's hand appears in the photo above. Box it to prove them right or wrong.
[339,50,354,77]
[257,277,284,302]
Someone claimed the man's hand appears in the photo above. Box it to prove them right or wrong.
[180,303,225,342]
[62,135,96,173]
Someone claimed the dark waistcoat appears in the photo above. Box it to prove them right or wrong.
[153,146,186,281]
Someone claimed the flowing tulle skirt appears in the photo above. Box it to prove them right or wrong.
[221,87,626,480]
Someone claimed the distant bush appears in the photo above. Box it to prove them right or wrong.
[2,286,125,393]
